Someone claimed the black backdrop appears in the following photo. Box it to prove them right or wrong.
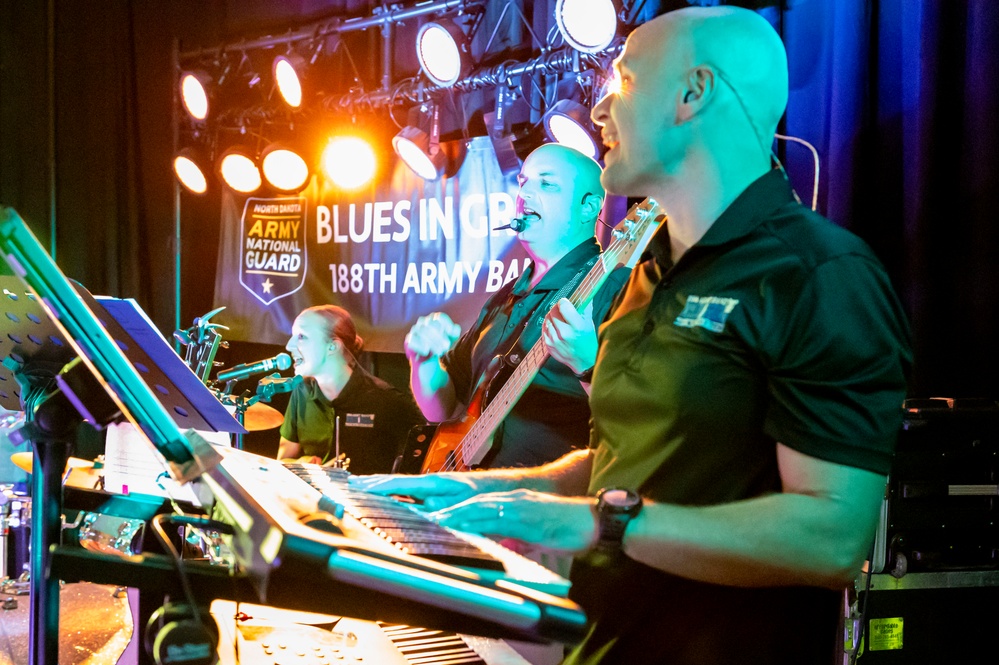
[2,0,998,430]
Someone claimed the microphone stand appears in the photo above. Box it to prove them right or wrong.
[216,386,255,451]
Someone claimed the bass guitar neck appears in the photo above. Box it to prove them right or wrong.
[419,198,665,473]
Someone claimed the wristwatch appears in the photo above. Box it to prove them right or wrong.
[593,487,643,553]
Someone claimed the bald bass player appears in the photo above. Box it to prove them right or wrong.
[404,144,629,470]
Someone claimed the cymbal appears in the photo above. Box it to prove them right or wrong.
[243,402,284,431]
[10,452,95,474]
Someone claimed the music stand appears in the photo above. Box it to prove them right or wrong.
[90,295,246,436]
[0,207,225,664]
[0,283,75,411]
[0,281,246,436]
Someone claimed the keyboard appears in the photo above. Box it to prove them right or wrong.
[200,445,586,644]
[212,600,533,665]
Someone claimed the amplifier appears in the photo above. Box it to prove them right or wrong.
[871,398,999,575]
[852,571,999,664]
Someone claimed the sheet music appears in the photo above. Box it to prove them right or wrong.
[103,421,225,507]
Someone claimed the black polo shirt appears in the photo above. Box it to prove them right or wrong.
[280,370,424,475]
[565,170,913,665]
[444,237,630,468]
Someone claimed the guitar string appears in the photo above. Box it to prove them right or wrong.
[438,204,662,473]
[436,207,660,473]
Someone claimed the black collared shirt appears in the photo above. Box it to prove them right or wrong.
[444,237,630,468]
[566,169,913,665]
[280,370,423,474]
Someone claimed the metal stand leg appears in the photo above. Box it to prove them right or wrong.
[28,438,70,665]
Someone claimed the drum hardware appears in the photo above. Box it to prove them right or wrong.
[76,512,146,558]
[1,488,30,587]
[1,570,30,595]
[183,524,235,567]
[214,388,285,450]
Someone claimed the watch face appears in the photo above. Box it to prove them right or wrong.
[599,488,642,513]
[603,489,633,507]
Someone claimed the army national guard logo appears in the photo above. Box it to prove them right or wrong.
[239,197,308,305]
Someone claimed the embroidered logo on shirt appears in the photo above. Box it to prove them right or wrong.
[345,413,375,428]
[674,295,740,333]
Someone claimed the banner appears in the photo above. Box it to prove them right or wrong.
[213,137,530,352]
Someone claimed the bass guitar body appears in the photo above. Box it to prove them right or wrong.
[419,356,511,473]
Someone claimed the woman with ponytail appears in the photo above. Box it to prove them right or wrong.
[277,305,424,474]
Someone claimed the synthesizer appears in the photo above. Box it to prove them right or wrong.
[201,445,587,644]
[212,600,534,665]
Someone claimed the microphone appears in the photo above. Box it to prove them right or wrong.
[494,216,529,232]
[217,353,292,382]
[256,373,303,397]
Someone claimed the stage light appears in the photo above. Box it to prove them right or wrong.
[416,19,469,87]
[543,99,600,159]
[261,143,311,192]
[555,0,618,54]
[173,148,210,195]
[393,103,445,181]
[179,70,212,121]
[273,54,306,108]
[217,146,261,194]
[321,136,376,190]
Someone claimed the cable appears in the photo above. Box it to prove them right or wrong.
[774,132,820,211]
[150,513,205,626]
[845,540,877,665]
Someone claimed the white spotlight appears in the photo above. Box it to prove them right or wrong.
[273,54,305,108]
[393,103,445,181]
[416,19,468,87]
[173,148,209,195]
[217,147,261,194]
[543,100,600,159]
[555,0,618,54]
[261,144,311,193]
[179,71,211,121]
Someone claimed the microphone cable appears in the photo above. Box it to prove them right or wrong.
[774,132,821,212]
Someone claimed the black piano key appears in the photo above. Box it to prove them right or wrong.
[379,624,486,665]
[292,467,506,571]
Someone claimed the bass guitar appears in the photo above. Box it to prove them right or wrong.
[419,198,666,473]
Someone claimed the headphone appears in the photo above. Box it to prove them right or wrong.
[144,601,219,665]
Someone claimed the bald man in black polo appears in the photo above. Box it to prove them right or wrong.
[404,143,628,469]
[357,7,911,663]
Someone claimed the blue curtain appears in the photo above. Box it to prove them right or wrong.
[777,0,999,397]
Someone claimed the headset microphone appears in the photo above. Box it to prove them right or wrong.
[494,216,529,232]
